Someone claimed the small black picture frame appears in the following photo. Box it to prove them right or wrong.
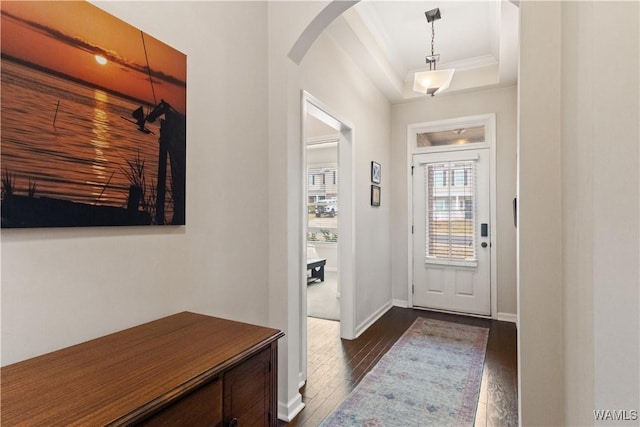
[371,161,381,184]
[371,185,381,207]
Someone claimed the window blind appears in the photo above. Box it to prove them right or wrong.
[425,161,477,262]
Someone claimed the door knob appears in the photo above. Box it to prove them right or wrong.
[481,242,488,248]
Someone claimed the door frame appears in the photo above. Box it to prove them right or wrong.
[300,91,356,386]
[407,113,498,318]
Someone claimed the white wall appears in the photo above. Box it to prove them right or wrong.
[390,85,518,316]
[307,144,338,164]
[587,2,639,420]
[1,1,270,364]
[266,2,392,415]
[561,2,639,425]
[561,2,595,423]
[517,2,564,424]
[268,2,391,419]
[519,2,639,425]
[299,32,392,330]
[266,1,332,420]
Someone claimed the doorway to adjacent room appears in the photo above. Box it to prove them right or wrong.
[300,92,355,387]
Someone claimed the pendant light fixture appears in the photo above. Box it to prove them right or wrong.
[413,8,455,96]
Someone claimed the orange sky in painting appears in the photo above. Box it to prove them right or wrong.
[1,1,186,114]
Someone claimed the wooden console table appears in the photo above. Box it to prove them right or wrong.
[1,312,284,426]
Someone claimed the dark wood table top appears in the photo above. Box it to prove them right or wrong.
[1,312,284,426]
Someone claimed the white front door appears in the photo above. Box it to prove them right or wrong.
[412,148,491,315]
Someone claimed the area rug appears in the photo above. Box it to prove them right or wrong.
[320,317,488,427]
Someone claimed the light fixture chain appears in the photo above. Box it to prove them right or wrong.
[415,8,454,96]
[431,20,435,57]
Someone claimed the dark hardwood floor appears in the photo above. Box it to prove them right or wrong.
[280,307,518,427]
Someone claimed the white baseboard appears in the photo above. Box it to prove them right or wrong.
[497,312,518,324]
[393,299,409,308]
[355,300,393,338]
[278,393,305,422]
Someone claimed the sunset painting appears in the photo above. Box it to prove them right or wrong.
[1,1,187,228]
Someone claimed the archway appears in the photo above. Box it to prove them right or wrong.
[273,2,362,422]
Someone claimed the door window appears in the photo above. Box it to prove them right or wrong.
[425,161,476,263]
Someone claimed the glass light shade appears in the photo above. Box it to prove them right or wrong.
[413,68,455,96]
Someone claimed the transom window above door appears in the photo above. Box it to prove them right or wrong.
[417,125,485,148]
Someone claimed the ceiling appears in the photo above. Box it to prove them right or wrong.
[324,0,520,103]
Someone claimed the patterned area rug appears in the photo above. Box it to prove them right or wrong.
[320,317,489,427]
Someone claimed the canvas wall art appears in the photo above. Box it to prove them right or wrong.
[1,1,186,228]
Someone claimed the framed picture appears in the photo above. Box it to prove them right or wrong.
[1,2,186,228]
[371,185,381,207]
[371,161,381,184]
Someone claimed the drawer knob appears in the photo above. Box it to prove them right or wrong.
[228,418,238,427]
